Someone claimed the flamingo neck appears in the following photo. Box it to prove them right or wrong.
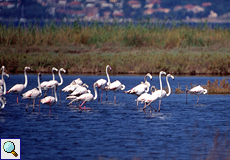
[106,66,110,85]
[58,70,63,86]
[24,68,28,88]
[38,74,42,94]
[52,69,56,80]
[166,75,171,97]
[159,72,163,91]
[1,69,6,95]
[54,86,58,102]
[93,84,98,100]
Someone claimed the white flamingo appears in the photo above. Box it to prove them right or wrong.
[46,68,66,90]
[105,80,125,103]
[95,65,112,101]
[40,85,58,114]
[41,67,58,97]
[70,78,83,85]
[7,66,30,103]
[62,83,88,93]
[0,71,9,107]
[145,73,174,112]
[136,86,157,112]
[186,85,207,104]
[22,73,42,111]
[0,66,9,86]
[70,83,97,110]
[66,90,91,106]
[69,84,89,96]
[124,73,152,107]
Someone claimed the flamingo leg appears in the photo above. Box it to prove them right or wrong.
[33,99,35,111]
[97,88,100,101]
[197,95,199,104]
[143,103,147,114]
[101,90,103,101]
[17,94,19,103]
[106,91,108,101]
[26,99,31,111]
[79,101,85,109]
[158,100,161,112]
[49,105,52,114]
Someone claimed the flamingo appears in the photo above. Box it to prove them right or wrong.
[66,90,91,106]
[22,73,42,111]
[136,86,157,112]
[105,80,125,103]
[70,78,83,85]
[41,67,58,97]
[124,73,152,107]
[69,84,89,96]
[0,72,9,107]
[186,85,207,104]
[40,85,58,114]
[94,65,112,101]
[62,83,88,93]
[145,73,174,112]
[46,68,66,91]
[70,83,97,110]
[7,66,30,103]
[0,66,8,86]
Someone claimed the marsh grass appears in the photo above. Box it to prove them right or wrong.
[1,21,230,75]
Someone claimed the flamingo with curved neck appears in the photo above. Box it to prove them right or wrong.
[7,66,30,103]
[124,73,152,107]
[95,65,112,101]
[41,67,58,97]
[40,85,58,114]
[76,82,98,110]
[22,73,42,111]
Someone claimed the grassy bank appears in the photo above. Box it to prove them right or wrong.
[0,21,230,74]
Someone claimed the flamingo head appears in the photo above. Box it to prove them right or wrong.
[107,65,112,71]
[160,71,166,76]
[1,66,5,71]
[25,66,31,71]
[59,68,66,73]
[52,67,58,72]
[203,89,208,95]
[167,74,174,80]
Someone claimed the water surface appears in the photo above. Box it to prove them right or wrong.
[1,74,230,159]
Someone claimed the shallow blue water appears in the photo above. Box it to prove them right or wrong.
[1,74,230,159]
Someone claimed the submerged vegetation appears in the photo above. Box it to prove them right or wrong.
[0,21,230,75]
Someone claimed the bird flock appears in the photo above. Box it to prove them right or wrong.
[0,65,208,114]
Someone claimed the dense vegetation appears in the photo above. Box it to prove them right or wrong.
[0,21,230,75]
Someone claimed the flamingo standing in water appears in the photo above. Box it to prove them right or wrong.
[46,68,66,94]
[124,73,152,107]
[7,66,30,103]
[0,66,9,86]
[105,80,125,103]
[40,67,58,97]
[136,71,166,112]
[40,85,58,114]
[70,83,97,110]
[186,85,207,104]
[0,69,9,108]
[22,73,42,111]
[95,65,112,101]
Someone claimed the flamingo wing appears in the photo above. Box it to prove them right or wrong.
[8,84,24,93]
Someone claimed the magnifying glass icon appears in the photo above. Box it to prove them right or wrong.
[3,141,18,157]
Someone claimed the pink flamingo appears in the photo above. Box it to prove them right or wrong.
[7,66,30,103]
[40,85,58,114]
[22,73,42,111]
[105,80,125,103]
[40,67,58,97]
[70,83,97,110]
[124,73,152,107]
[46,68,66,90]
[144,73,174,112]
[186,85,207,104]
[95,65,112,101]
